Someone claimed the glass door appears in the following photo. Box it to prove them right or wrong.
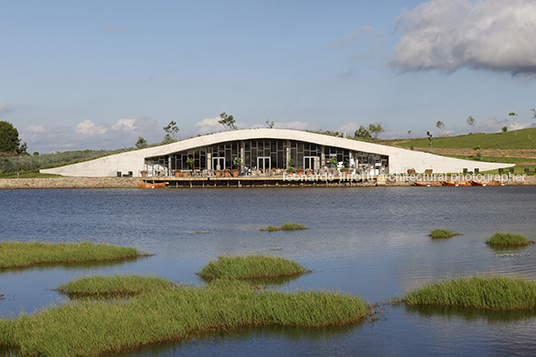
[304,156,316,171]
[213,157,225,171]
[257,157,271,173]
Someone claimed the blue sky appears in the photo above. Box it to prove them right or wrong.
[1,0,536,153]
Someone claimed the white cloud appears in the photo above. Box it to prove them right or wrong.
[0,103,22,118]
[336,121,362,134]
[331,26,376,49]
[20,116,160,153]
[195,117,221,127]
[390,0,536,76]
[111,119,137,131]
[75,120,108,135]
[480,116,534,132]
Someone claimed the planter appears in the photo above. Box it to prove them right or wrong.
[297,171,303,176]
[306,171,312,177]
[174,171,181,177]
[215,171,222,178]
[224,171,230,177]
[182,172,189,178]
[141,172,147,178]
[232,171,239,177]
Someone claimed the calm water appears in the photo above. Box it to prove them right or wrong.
[1,186,536,356]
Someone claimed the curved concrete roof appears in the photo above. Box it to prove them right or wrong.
[41,128,513,177]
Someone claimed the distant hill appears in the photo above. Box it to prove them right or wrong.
[397,127,536,150]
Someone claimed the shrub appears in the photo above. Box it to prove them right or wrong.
[486,232,533,246]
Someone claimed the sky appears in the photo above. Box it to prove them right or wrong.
[1,0,536,153]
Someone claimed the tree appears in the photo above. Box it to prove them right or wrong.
[509,112,518,136]
[502,126,508,133]
[466,115,477,134]
[368,122,384,139]
[0,121,27,154]
[531,108,536,120]
[436,120,445,134]
[408,130,412,139]
[427,131,433,149]
[265,119,275,129]
[218,112,237,131]
[136,136,148,148]
[161,133,176,144]
[354,126,371,139]
[163,121,179,140]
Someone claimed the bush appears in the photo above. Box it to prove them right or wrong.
[429,229,460,238]
[486,232,533,246]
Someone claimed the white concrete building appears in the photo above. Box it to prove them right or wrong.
[41,129,513,177]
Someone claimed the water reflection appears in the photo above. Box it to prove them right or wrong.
[405,304,536,325]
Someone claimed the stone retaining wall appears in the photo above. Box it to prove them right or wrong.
[0,175,535,189]
[0,177,140,189]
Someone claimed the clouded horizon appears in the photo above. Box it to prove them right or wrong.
[1,0,535,153]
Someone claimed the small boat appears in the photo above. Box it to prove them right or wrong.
[137,182,167,189]
[471,180,500,187]
[414,181,443,187]
[442,180,472,187]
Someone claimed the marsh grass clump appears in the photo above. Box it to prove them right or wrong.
[57,274,174,296]
[260,223,308,232]
[0,281,367,357]
[403,274,536,310]
[198,255,307,279]
[486,232,534,247]
[429,229,460,239]
[0,241,149,269]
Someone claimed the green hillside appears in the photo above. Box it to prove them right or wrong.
[398,127,536,150]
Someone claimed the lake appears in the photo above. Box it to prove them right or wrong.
[1,186,536,356]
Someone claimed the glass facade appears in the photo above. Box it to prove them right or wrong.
[144,139,388,175]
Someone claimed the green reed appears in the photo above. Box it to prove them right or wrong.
[198,255,307,279]
[57,274,174,296]
[260,223,308,232]
[429,229,460,238]
[486,232,533,246]
[403,274,536,310]
[0,241,148,269]
[0,280,367,357]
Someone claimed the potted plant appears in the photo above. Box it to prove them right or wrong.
[214,170,222,178]
[286,167,295,175]
[296,168,304,176]
[305,169,312,177]
[140,170,147,178]
[340,167,350,177]
[184,157,195,177]
[232,169,240,177]
[223,168,231,177]
[173,169,181,177]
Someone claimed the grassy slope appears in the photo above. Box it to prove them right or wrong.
[397,127,536,150]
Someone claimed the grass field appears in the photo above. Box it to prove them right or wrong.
[397,127,536,150]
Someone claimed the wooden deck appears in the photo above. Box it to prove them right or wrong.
[142,175,381,188]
